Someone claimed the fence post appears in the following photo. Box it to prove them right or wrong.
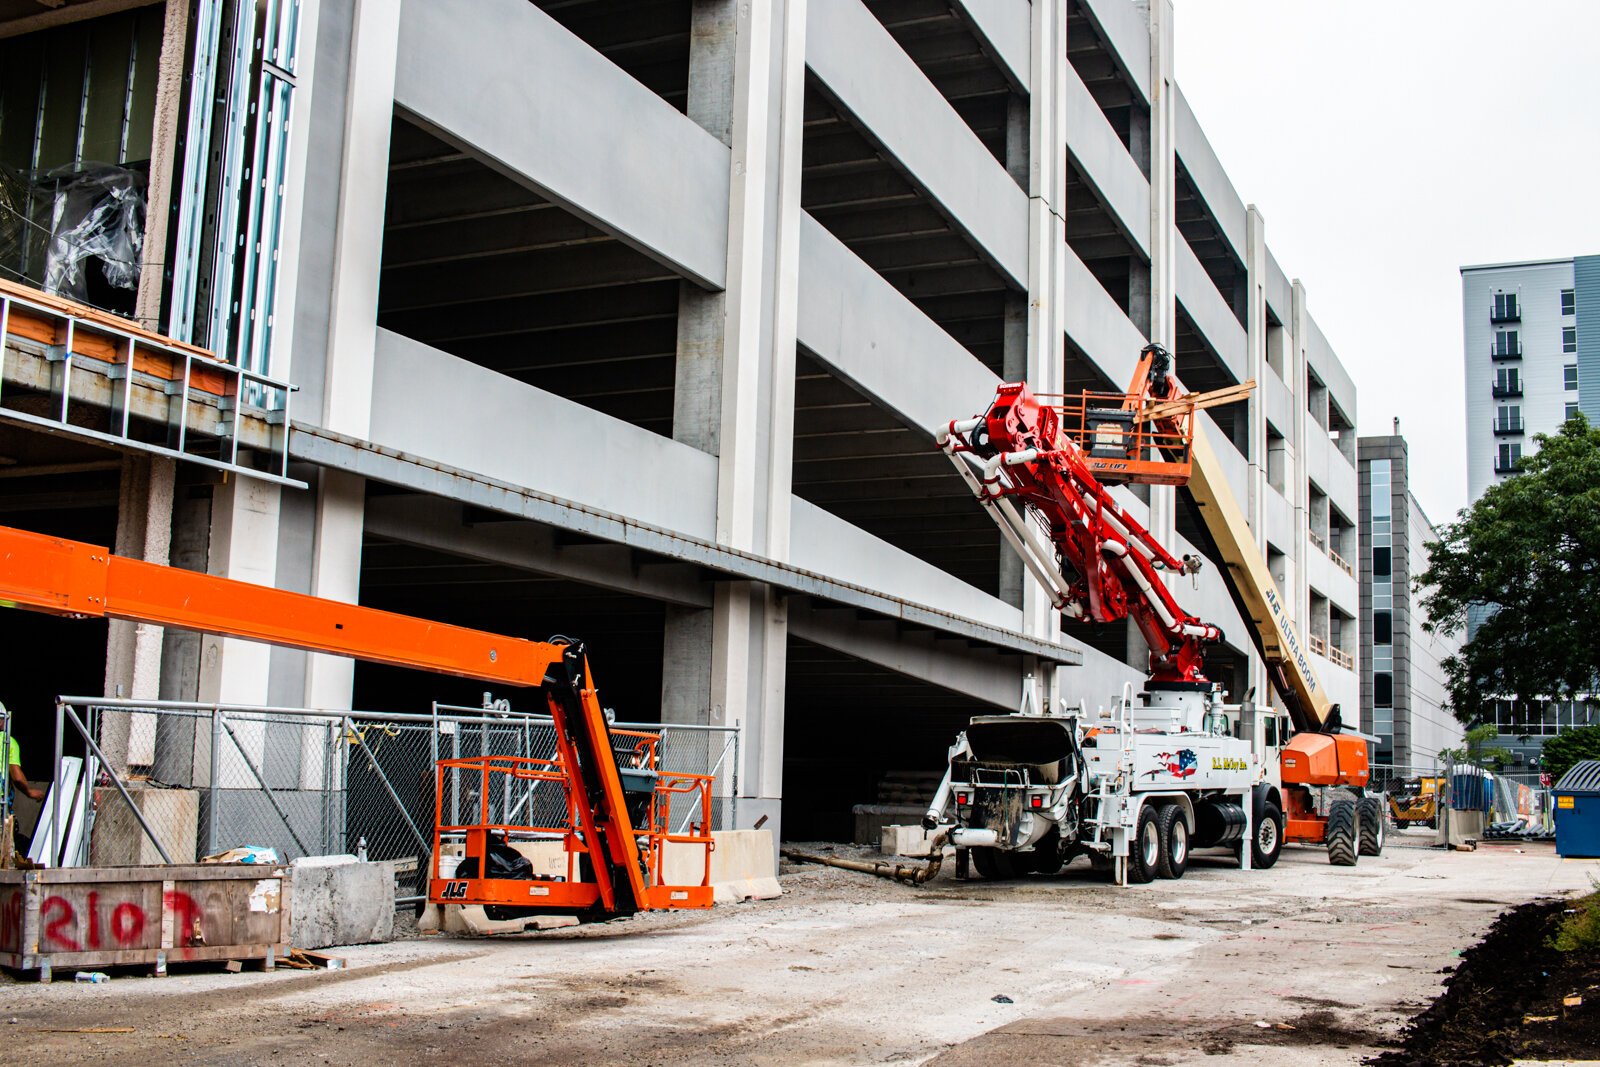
[208,708,223,857]
[51,702,64,867]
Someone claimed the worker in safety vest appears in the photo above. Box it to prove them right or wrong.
[0,704,44,803]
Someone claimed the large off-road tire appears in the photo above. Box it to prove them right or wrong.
[1358,796,1386,856]
[970,846,1018,881]
[1128,805,1161,884]
[1156,804,1188,880]
[1326,798,1359,867]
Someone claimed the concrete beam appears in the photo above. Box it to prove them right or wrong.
[363,494,711,608]
[1064,64,1150,259]
[1176,236,1247,384]
[797,214,997,438]
[394,0,730,289]
[806,0,1028,287]
[1172,86,1247,269]
[789,600,1020,708]
[949,0,1031,93]
[1077,0,1151,104]
[290,421,1075,664]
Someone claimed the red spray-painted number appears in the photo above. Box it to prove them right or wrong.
[37,891,192,951]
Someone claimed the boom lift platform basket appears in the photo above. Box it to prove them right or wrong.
[434,740,715,917]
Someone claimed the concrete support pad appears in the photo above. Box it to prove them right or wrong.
[289,855,396,949]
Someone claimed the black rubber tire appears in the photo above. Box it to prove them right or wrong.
[970,846,1018,881]
[1156,804,1188,880]
[1251,803,1284,870]
[1128,805,1160,884]
[1358,796,1386,856]
[1326,799,1359,866]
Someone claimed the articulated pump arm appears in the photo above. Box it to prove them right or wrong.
[0,524,659,914]
[942,343,1340,733]
[939,378,1222,685]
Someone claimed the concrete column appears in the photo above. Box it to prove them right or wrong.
[197,477,284,707]
[997,96,1029,610]
[100,456,176,771]
[133,0,190,333]
[1243,207,1271,705]
[662,0,806,838]
[298,0,400,713]
[1144,0,1177,558]
[1288,281,1312,644]
[1019,0,1068,713]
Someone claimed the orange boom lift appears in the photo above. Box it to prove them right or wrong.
[0,524,713,919]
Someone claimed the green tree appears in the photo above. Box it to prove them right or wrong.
[1540,722,1600,785]
[1417,416,1600,724]
[1438,723,1513,771]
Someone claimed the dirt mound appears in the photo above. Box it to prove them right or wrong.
[1370,898,1600,1066]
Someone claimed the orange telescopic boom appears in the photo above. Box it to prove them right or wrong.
[0,524,712,919]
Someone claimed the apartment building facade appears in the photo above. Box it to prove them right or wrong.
[1462,255,1597,504]
[0,0,1361,840]
[1357,435,1462,769]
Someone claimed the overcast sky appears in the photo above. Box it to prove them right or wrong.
[1171,0,1600,524]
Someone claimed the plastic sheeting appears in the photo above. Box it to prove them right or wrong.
[40,163,146,313]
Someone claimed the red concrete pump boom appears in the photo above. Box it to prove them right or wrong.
[939,347,1221,685]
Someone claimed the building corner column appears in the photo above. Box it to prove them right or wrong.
[663,0,805,844]
[298,0,402,713]
[1145,0,1178,563]
[1243,206,1271,705]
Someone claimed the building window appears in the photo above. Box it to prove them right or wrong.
[1563,289,1577,316]
[1492,292,1520,322]
[1373,610,1393,644]
[1373,546,1391,578]
[1374,672,1393,706]
[1568,402,1581,421]
[1492,330,1521,358]
[1495,404,1523,433]
[1567,365,1580,390]
[1565,326,1579,353]
[1494,367,1522,396]
[1496,442,1523,473]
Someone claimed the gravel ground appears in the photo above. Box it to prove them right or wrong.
[2,831,1594,1066]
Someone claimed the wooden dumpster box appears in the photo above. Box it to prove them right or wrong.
[0,864,292,981]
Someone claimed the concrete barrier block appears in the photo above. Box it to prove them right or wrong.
[663,829,781,903]
[289,855,395,949]
[880,824,939,857]
[89,786,199,865]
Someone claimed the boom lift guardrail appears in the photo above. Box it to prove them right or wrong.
[0,524,713,917]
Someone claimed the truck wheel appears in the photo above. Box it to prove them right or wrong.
[1156,804,1188,879]
[1358,796,1386,856]
[970,846,1017,881]
[1252,803,1284,869]
[1128,805,1160,884]
[1326,799,1359,866]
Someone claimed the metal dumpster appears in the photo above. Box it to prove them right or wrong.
[1553,760,1600,858]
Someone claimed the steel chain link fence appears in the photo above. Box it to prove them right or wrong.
[40,698,738,907]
